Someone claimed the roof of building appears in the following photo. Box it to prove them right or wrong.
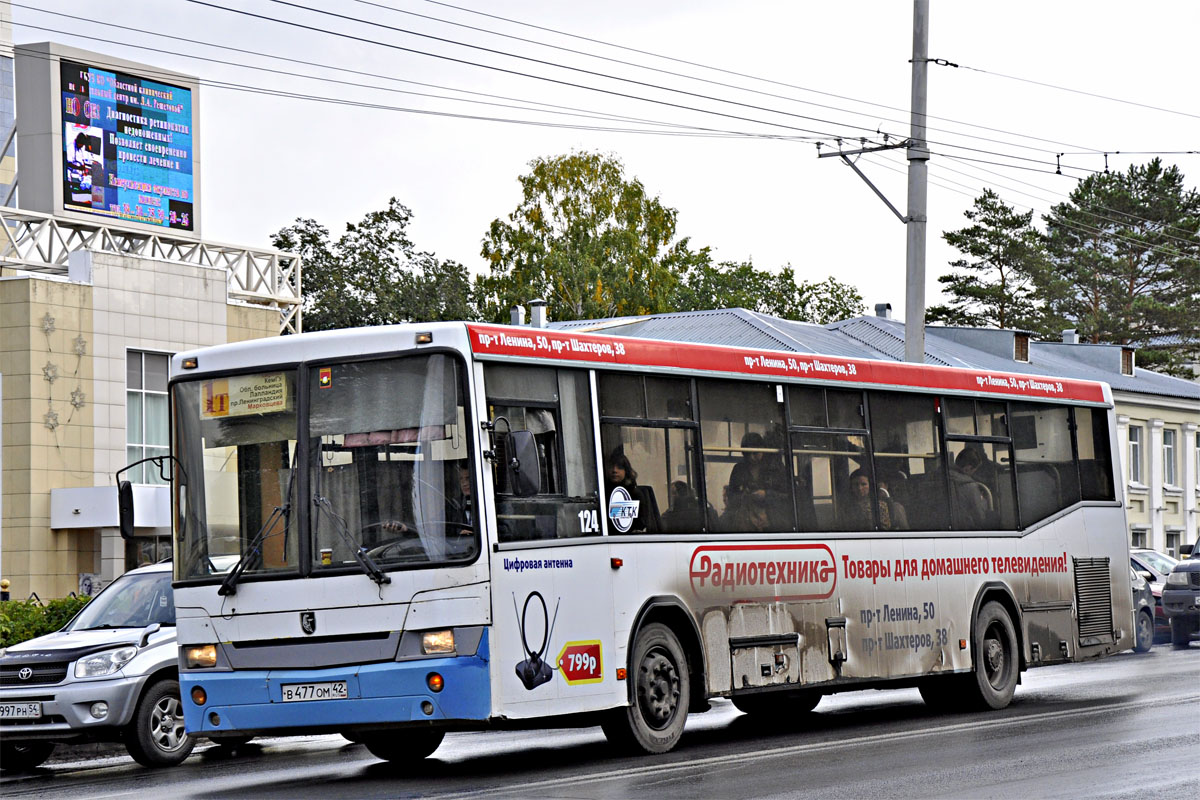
[551,308,1200,402]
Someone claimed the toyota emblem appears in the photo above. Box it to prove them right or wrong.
[17,667,33,681]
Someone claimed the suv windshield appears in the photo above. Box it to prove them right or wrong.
[67,570,175,630]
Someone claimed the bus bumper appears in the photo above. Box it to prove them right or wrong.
[181,631,491,735]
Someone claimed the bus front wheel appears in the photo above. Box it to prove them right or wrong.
[602,622,690,755]
[362,729,445,763]
[965,601,1018,710]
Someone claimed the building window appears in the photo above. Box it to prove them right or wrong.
[1013,333,1029,362]
[127,351,170,484]
[1127,425,1143,484]
[1120,348,1134,376]
[1166,532,1181,559]
[1130,529,1148,549]
[1163,429,1177,487]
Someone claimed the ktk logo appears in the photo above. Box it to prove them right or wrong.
[300,611,316,635]
[18,667,33,681]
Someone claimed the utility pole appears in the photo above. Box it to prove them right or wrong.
[904,0,930,364]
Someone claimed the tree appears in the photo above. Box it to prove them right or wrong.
[272,198,471,332]
[929,189,1047,332]
[1041,159,1200,374]
[673,258,864,323]
[477,151,698,322]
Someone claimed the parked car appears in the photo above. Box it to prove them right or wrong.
[0,563,193,773]
[1162,558,1200,648]
[1130,548,1179,642]
[1130,567,1154,653]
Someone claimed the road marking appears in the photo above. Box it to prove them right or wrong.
[431,693,1200,799]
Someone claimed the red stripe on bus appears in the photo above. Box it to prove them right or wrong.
[466,324,1106,404]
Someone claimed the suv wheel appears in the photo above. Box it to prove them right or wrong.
[125,678,196,767]
[0,741,56,773]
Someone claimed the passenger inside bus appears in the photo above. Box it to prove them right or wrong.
[727,431,789,528]
[950,447,992,528]
[661,481,706,532]
[605,449,661,533]
[876,468,909,530]
[837,468,894,531]
[721,490,771,532]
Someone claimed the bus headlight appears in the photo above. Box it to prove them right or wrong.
[185,644,218,668]
[421,630,455,655]
[75,646,137,678]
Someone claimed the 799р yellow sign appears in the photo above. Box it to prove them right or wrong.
[557,640,603,685]
[201,372,289,418]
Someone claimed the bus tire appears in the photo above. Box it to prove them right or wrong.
[965,601,1018,710]
[731,689,820,716]
[0,741,56,773]
[125,678,196,767]
[1134,609,1154,653]
[602,622,689,755]
[362,729,444,763]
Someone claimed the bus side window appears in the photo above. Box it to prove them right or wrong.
[485,366,600,542]
[868,392,950,531]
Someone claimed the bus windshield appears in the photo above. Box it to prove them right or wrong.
[172,354,477,582]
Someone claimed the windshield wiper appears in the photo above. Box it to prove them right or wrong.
[312,494,391,587]
[218,503,288,597]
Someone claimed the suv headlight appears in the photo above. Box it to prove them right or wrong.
[75,645,138,678]
[1165,571,1189,586]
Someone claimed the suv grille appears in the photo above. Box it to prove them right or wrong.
[1,663,69,686]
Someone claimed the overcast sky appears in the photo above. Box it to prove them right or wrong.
[14,1,1200,318]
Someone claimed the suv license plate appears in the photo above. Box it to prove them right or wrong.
[280,681,348,702]
[0,702,43,719]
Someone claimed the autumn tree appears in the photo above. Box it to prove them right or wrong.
[272,198,471,331]
[928,189,1047,331]
[1040,159,1200,374]
[674,258,864,323]
[477,151,698,322]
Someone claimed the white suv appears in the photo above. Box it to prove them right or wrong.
[0,563,193,772]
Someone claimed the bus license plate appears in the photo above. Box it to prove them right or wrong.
[0,702,42,719]
[280,681,348,702]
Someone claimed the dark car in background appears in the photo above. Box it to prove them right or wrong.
[1130,567,1154,653]
[1162,558,1200,648]
[1130,548,1179,642]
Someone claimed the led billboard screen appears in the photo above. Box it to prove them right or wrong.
[60,60,194,231]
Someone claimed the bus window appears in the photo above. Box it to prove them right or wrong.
[790,431,869,531]
[1010,402,1081,525]
[942,398,1017,531]
[598,372,698,535]
[1074,407,1115,501]
[868,392,949,531]
[698,380,791,532]
[485,366,600,542]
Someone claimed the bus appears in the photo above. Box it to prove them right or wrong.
[153,321,1132,760]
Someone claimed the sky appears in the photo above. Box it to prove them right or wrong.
[12,0,1200,319]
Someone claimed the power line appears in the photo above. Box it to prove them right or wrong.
[418,0,1109,155]
[196,0,1107,176]
[344,0,1091,161]
[944,61,1200,121]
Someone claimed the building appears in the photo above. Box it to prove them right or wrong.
[0,28,301,600]
[548,305,1200,555]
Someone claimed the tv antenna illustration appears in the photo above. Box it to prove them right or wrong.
[512,591,560,691]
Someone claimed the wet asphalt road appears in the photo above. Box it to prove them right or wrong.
[3,643,1198,799]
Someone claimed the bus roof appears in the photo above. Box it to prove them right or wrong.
[467,323,1110,406]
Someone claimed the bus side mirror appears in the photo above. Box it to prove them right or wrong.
[118,480,135,540]
[507,430,540,497]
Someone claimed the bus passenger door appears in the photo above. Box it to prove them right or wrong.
[483,365,619,717]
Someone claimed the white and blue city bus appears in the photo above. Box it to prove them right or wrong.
[157,322,1132,760]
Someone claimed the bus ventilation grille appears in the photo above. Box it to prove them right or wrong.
[1073,557,1113,643]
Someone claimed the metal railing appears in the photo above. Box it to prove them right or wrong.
[0,205,302,333]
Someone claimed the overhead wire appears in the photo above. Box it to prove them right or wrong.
[191,0,1108,176]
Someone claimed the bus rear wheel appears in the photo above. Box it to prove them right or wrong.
[362,729,445,763]
[602,622,689,755]
[964,601,1018,710]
